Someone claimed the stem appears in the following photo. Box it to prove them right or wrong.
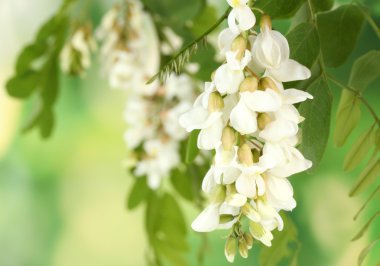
[147,7,231,84]
[326,74,380,127]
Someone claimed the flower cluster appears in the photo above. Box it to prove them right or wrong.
[179,0,313,262]
[60,25,97,76]
[98,0,198,189]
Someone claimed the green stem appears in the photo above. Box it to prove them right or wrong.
[354,1,380,39]
[326,74,380,127]
[147,7,231,84]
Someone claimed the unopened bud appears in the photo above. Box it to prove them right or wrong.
[220,214,235,224]
[244,232,254,249]
[260,14,272,30]
[238,143,254,166]
[231,36,247,60]
[225,236,237,263]
[238,236,249,258]
[239,76,259,92]
[257,113,272,130]
[259,77,280,93]
[222,126,237,150]
[208,92,224,112]
[242,203,260,222]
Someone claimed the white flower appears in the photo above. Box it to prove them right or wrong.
[179,83,225,150]
[214,64,244,95]
[134,139,180,189]
[163,102,192,141]
[265,174,296,211]
[230,90,282,134]
[235,165,266,198]
[262,141,312,178]
[227,0,256,34]
[259,119,299,142]
[165,74,195,101]
[218,28,239,55]
[252,25,311,82]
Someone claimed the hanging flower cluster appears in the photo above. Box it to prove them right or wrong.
[97,0,198,189]
[60,25,97,76]
[179,0,313,262]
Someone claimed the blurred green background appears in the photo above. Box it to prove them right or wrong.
[1,0,380,265]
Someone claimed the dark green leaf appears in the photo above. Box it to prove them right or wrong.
[16,43,47,73]
[190,5,218,37]
[171,168,195,201]
[6,70,40,98]
[311,0,334,12]
[358,237,380,266]
[352,211,380,241]
[344,126,375,171]
[287,22,320,68]
[255,0,304,19]
[317,4,364,67]
[349,50,380,93]
[334,90,361,147]
[354,184,380,220]
[185,130,200,163]
[299,77,332,170]
[127,177,150,210]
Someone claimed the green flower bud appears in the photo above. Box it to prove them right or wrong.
[222,126,237,150]
[239,76,259,92]
[238,143,254,166]
[225,236,237,263]
[259,77,280,93]
[220,214,235,224]
[231,35,247,60]
[208,92,224,112]
[238,236,249,258]
[244,232,254,249]
[257,113,272,130]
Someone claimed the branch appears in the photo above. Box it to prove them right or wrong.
[147,7,231,84]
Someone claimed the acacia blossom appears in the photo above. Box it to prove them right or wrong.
[179,2,312,262]
[97,1,198,189]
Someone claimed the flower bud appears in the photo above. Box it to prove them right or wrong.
[257,113,272,130]
[239,76,259,92]
[231,35,247,60]
[222,126,237,151]
[259,77,280,93]
[208,92,224,112]
[260,14,272,30]
[225,236,237,263]
[238,236,249,258]
[238,143,254,166]
[243,232,254,249]
[220,214,235,224]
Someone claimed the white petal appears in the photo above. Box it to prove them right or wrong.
[242,90,282,112]
[282,88,313,104]
[235,174,257,198]
[274,104,304,124]
[221,166,241,184]
[191,204,220,232]
[269,59,311,82]
[266,175,296,211]
[236,6,256,32]
[202,167,217,194]
[179,106,209,131]
[226,50,252,70]
[227,193,247,207]
[197,115,223,150]
[259,119,298,142]
[218,28,238,55]
[230,98,258,134]
[214,64,244,94]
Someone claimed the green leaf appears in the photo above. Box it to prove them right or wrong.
[15,43,47,73]
[344,126,375,171]
[185,130,200,163]
[190,5,218,37]
[171,168,195,201]
[354,184,380,220]
[317,4,364,67]
[6,70,40,98]
[259,215,300,266]
[349,50,380,93]
[255,0,304,19]
[127,177,150,210]
[350,157,380,197]
[299,77,332,170]
[311,0,334,12]
[334,90,361,147]
[352,211,380,241]
[358,237,380,266]
[287,22,320,68]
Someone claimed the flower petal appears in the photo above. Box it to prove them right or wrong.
[236,173,257,198]
[179,106,209,131]
[191,204,220,232]
[214,64,244,94]
[269,59,311,82]
[218,28,238,55]
[197,115,223,150]
[282,88,313,104]
[230,98,258,134]
[259,119,298,142]
[242,90,282,112]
